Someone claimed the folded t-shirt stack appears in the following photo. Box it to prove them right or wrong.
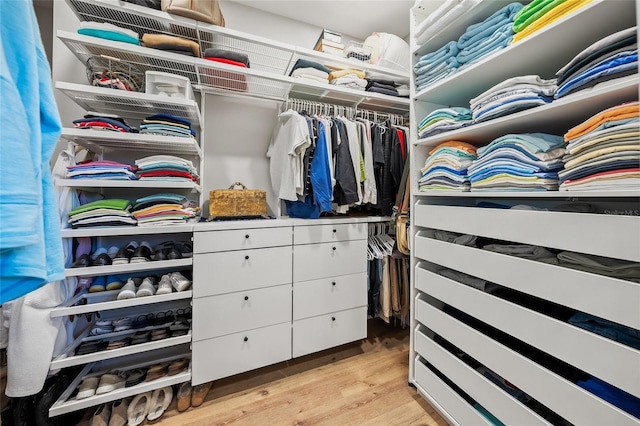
[555,26,637,99]
[141,33,200,57]
[559,101,639,191]
[366,79,398,96]
[419,141,477,191]
[414,41,459,92]
[557,250,640,282]
[202,48,249,92]
[470,75,557,122]
[131,193,200,226]
[77,22,139,45]
[73,114,136,133]
[289,59,331,83]
[135,155,199,183]
[329,69,367,91]
[511,0,593,44]
[469,133,566,191]
[417,107,473,139]
[139,114,195,138]
[67,160,138,180]
[68,199,136,228]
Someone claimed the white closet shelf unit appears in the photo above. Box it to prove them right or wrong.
[64,258,192,278]
[60,224,194,238]
[409,1,640,425]
[58,0,410,114]
[55,178,202,192]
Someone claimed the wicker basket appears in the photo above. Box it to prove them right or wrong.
[209,182,267,218]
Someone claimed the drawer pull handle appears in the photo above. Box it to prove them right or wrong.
[332,247,336,251]
[244,337,248,342]
[332,316,336,321]
[245,234,250,239]
[332,282,336,286]
[244,296,249,301]
[332,229,337,233]
[245,255,249,260]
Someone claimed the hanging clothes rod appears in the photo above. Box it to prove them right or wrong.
[282,97,406,126]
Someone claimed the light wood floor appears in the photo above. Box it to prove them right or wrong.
[155,319,446,426]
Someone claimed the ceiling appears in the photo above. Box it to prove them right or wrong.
[229,0,414,40]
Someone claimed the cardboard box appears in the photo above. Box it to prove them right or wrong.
[320,29,342,44]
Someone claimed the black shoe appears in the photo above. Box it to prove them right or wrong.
[93,253,113,266]
[130,242,153,263]
[112,242,137,265]
[71,253,92,268]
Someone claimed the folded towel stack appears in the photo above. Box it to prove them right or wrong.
[73,114,136,133]
[414,41,459,92]
[67,160,138,180]
[417,107,472,139]
[68,199,136,228]
[131,193,200,226]
[289,59,331,83]
[78,22,139,45]
[135,155,199,183]
[413,0,482,47]
[329,69,367,90]
[139,114,196,138]
[419,141,477,191]
[366,78,399,96]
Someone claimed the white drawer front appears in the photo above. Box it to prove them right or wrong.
[192,322,291,384]
[193,246,292,297]
[292,306,367,357]
[193,227,292,253]
[293,239,367,282]
[192,284,291,341]
[293,273,367,320]
[294,223,367,245]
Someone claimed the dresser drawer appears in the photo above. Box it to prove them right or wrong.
[293,273,367,320]
[193,245,292,297]
[192,284,291,341]
[194,227,292,254]
[292,306,367,357]
[293,239,367,282]
[294,223,367,245]
[192,322,291,384]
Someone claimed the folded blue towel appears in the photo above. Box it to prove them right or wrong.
[457,22,515,66]
[457,2,523,49]
[414,41,459,73]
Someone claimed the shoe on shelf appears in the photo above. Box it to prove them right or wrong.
[169,271,192,292]
[177,382,192,412]
[130,242,153,263]
[127,392,152,426]
[89,276,107,293]
[116,279,137,300]
[90,403,111,426]
[146,386,173,423]
[124,368,148,387]
[175,241,193,258]
[112,241,138,265]
[106,275,125,291]
[145,362,170,382]
[71,253,92,268]
[135,276,156,297]
[167,358,190,376]
[96,374,126,395]
[108,399,129,426]
[92,248,113,266]
[191,381,213,407]
[107,246,119,259]
[156,274,173,295]
[76,376,99,400]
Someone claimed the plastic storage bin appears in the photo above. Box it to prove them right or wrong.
[145,71,195,100]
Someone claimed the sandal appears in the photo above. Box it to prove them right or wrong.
[167,358,190,376]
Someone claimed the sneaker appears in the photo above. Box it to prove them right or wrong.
[106,275,125,291]
[107,246,119,259]
[130,242,153,264]
[76,376,99,400]
[136,277,156,297]
[156,274,173,295]
[117,279,137,300]
[169,272,191,292]
[89,276,107,293]
[95,373,126,395]
[112,242,138,265]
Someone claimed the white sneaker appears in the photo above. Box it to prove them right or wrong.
[117,279,137,300]
[156,274,173,295]
[170,272,191,292]
[136,277,156,297]
[76,376,99,400]
[95,373,126,395]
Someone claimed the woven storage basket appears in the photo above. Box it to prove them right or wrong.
[209,182,267,218]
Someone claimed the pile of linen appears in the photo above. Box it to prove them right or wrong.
[135,155,199,183]
[417,107,472,139]
[131,193,200,226]
[68,199,136,228]
[139,114,196,138]
[67,160,137,180]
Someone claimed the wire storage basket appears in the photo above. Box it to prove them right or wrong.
[85,55,145,92]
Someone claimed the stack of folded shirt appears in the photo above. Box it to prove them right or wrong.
[414,41,459,92]
[77,22,139,45]
[511,0,593,44]
[139,114,195,138]
[555,26,638,99]
[365,79,398,96]
[202,48,250,92]
[329,69,367,90]
[73,114,136,133]
[68,199,136,228]
[413,0,482,48]
[419,141,477,191]
[557,250,640,282]
[135,155,199,183]
[67,160,138,180]
[289,59,331,83]
[469,75,557,122]
[456,2,523,68]
[131,193,200,226]
[417,107,473,139]
[559,101,639,191]
[141,33,200,57]
[469,133,566,191]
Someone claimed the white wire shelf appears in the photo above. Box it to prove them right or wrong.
[414,75,639,149]
[50,289,193,318]
[413,0,636,106]
[413,190,640,198]
[64,258,192,278]
[59,127,202,156]
[55,81,202,126]
[55,178,202,192]
[49,352,191,417]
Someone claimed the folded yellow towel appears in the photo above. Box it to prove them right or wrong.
[329,68,366,80]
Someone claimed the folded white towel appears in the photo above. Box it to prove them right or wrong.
[291,67,329,81]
